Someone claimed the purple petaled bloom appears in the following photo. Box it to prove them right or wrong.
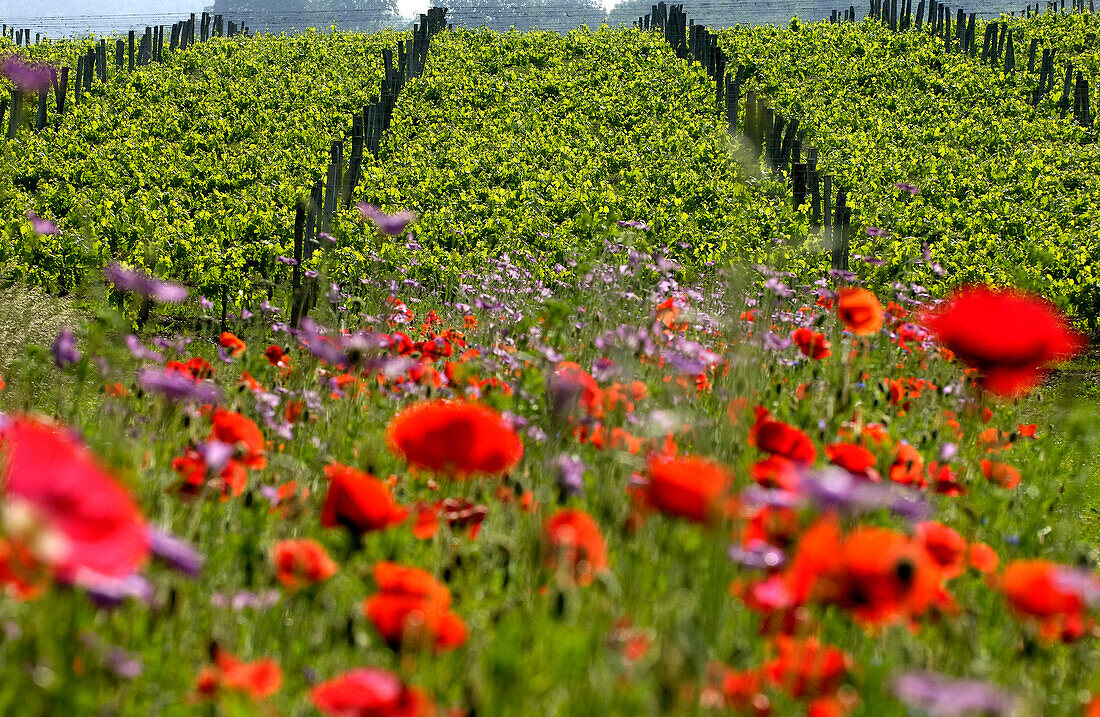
[866,226,890,238]
[895,181,920,195]
[555,454,586,498]
[0,55,53,92]
[939,443,958,461]
[763,332,793,351]
[798,467,931,521]
[728,541,786,570]
[137,368,220,404]
[52,328,81,368]
[357,203,418,236]
[78,571,155,608]
[852,254,887,267]
[147,527,204,578]
[318,232,337,244]
[740,485,801,509]
[296,319,349,368]
[891,671,1015,717]
[104,263,187,303]
[195,439,234,473]
[616,219,651,231]
[25,210,59,236]
[211,589,281,611]
[105,647,143,679]
[275,256,298,266]
[125,335,163,362]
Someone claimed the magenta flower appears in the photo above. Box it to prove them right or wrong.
[52,328,81,368]
[357,203,417,235]
[105,263,188,304]
[147,527,204,578]
[137,368,220,403]
[895,181,920,195]
[1,55,53,93]
[25,210,59,236]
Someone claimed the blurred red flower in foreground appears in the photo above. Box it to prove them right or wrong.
[363,562,467,652]
[321,462,408,534]
[271,539,337,591]
[543,508,608,586]
[763,636,850,699]
[922,285,1085,396]
[386,400,523,478]
[310,667,435,716]
[0,416,149,584]
[193,646,282,702]
[1001,559,1096,641]
[636,454,734,524]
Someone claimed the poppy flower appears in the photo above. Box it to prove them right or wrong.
[310,667,435,716]
[763,636,849,698]
[551,362,604,419]
[193,646,282,701]
[210,409,266,471]
[888,443,925,487]
[363,562,467,652]
[825,443,877,478]
[271,539,337,590]
[791,328,831,359]
[915,522,967,579]
[218,332,246,358]
[321,463,408,535]
[636,454,734,524]
[386,400,523,478]
[751,455,800,491]
[921,285,1085,396]
[980,460,1021,489]
[1001,559,1094,641]
[749,407,817,465]
[543,509,608,586]
[0,417,149,583]
[836,287,884,335]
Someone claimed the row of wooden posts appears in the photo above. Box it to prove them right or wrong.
[289,6,451,326]
[0,12,249,140]
[867,0,1094,124]
[640,2,854,271]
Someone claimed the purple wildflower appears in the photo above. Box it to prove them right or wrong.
[25,210,59,236]
[728,541,786,570]
[555,454,586,498]
[78,571,155,608]
[357,203,418,235]
[616,219,651,231]
[147,527,204,578]
[125,335,163,362]
[211,589,281,611]
[105,647,143,679]
[0,55,53,92]
[104,263,187,303]
[137,368,220,404]
[52,328,80,368]
[895,181,920,195]
[891,671,1015,716]
[866,226,890,238]
[798,467,931,521]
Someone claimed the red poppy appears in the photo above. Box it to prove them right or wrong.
[921,285,1085,396]
[210,409,266,471]
[363,562,467,652]
[1001,559,1092,641]
[763,636,849,698]
[836,287,884,335]
[543,509,608,586]
[552,361,604,418]
[0,417,149,583]
[321,462,408,534]
[193,646,282,701]
[980,460,1021,489]
[167,357,214,381]
[750,455,800,491]
[386,400,523,478]
[888,443,925,487]
[637,454,733,524]
[749,407,817,465]
[825,443,877,478]
[791,328,832,359]
[915,522,967,579]
[219,332,246,358]
[272,539,337,590]
[310,667,435,716]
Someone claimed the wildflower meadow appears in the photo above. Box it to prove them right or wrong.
[1,6,1100,717]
